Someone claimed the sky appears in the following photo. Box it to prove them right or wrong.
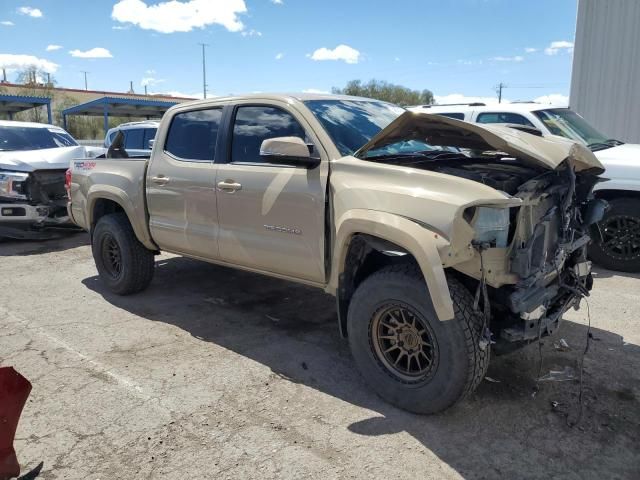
[0,0,578,104]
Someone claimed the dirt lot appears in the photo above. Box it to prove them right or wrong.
[1,233,639,480]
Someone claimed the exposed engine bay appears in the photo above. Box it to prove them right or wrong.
[376,151,606,350]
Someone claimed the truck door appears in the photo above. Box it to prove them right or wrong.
[214,103,328,284]
[146,107,223,259]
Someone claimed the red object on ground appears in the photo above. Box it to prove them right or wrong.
[0,367,32,480]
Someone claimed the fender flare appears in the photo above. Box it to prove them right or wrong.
[328,209,455,322]
[86,186,157,250]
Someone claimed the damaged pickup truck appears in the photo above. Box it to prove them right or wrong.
[68,94,605,413]
[0,120,102,239]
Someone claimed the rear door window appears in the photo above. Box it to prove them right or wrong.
[476,112,535,127]
[231,106,307,164]
[124,128,144,150]
[164,108,223,161]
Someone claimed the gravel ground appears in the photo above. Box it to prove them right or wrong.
[1,233,639,480]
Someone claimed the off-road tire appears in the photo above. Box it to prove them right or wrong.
[92,213,155,295]
[347,264,489,414]
[588,198,640,273]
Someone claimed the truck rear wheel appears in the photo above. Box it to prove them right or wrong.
[92,213,155,295]
[347,264,488,414]
[588,198,640,272]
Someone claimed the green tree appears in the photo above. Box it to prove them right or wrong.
[332,79,433,106]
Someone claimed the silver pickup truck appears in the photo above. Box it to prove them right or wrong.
[68,93,605,413]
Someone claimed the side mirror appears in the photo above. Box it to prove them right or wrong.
[260,137,320,169]
[148,139,155,149]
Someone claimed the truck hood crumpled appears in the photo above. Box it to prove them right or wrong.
[0,145,90,172]
[355,111,605,173]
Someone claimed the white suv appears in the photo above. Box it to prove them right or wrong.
[410,102,640,272]
[104,120,159,157]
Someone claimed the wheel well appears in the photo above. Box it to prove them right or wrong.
[92,198,125,231]
[594,189,640,202]
[336,234,418,337]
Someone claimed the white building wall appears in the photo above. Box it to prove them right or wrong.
[570,0,640,143]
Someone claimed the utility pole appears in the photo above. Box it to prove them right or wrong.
[81,71,89,90]
[198,43,209,99]
[495,82,506,103]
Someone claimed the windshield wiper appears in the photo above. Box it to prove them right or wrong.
[366,150,466,161]
[605,138,624,146]
[587,142,613,152]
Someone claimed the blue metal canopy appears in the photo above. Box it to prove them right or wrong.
[0,94,52,123]
[62,96,178,134]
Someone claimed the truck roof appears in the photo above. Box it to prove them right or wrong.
[173,92,386,109]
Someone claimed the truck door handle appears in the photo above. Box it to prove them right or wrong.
[217,180,242,192]
[151,175,170,185]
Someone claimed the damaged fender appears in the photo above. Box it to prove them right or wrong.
[328,208,455,321]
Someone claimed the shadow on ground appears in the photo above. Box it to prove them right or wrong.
[0,231,89,257]
[83,257,640,479]
[592,266,640,280]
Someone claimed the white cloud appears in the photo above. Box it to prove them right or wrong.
[46,44,62,51]
[141,76,164,87]
[525,47,537,53]
[458,59,483,66]
[544,40,574,56]
[491,55,524,62]
[275,52,284,60]
[271,0,283,4]
[0,53,58,73]
[241,29,261,37]
[1,21,14,26]
[112,25,130,30]
[533,93,569,105]
[69,47,113,58]
[18,6,43,17]
[310,44,360,64]
[160,90,205,99]
[302,88,329,94]
[111,0,247,34]
[434,93,505,106]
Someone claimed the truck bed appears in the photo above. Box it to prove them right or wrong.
[68,157,152,246]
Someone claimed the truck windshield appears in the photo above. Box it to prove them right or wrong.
[304,99,405,156]
[0,126,78,151]
[533,109,622,151]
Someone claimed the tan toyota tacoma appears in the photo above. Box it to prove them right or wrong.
[67,94,606,414]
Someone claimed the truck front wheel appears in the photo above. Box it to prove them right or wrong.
[347,264,488,414]
[92,213,155,295]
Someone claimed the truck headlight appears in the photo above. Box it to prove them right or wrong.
[0,171,29,201]
[468,206,511,248]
